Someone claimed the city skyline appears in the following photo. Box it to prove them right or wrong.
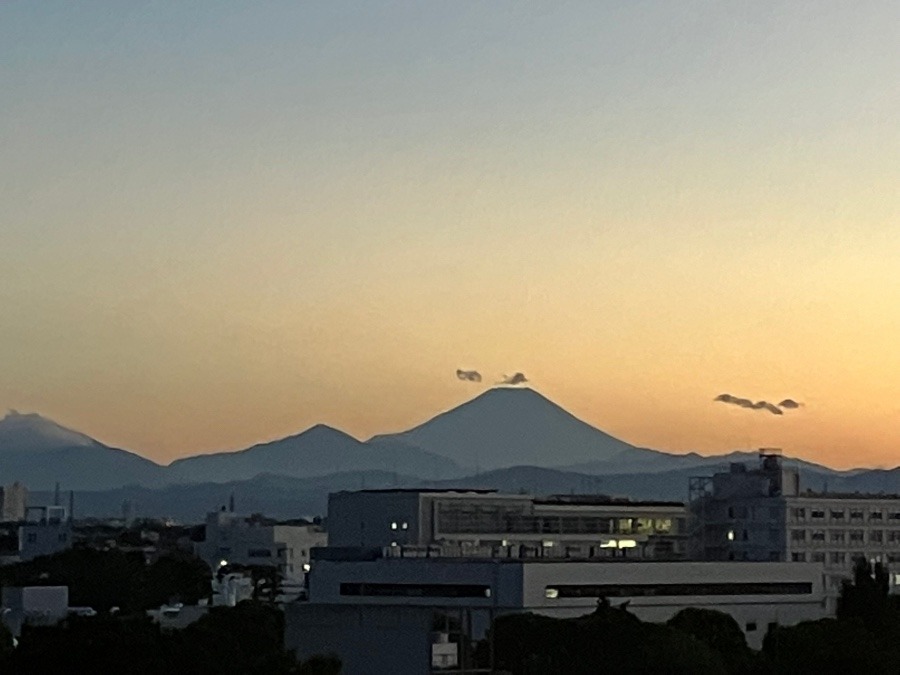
[2,2,898,467]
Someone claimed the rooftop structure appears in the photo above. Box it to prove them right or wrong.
[327,489,687,561]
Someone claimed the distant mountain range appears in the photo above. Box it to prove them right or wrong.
[2,388,897,521]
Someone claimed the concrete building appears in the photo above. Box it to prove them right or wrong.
[286,552,826,673]
[328,489,687,560]
[1,586,69,637]
[689,449,900,611]
[18,505,72,562]
[195,510,327,582]
[0,482,27,522]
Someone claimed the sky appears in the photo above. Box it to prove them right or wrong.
[1,1,898,468]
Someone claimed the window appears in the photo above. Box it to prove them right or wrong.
[831,531,845,543]
[850,530,864,542]
[831,552,845,565]
[870,512,884,521]
[543,582,814,598]
[341,583,491,598]
[401,522,409,530]
[811,510,825,519]
[248,548,273,558]
[746,622,758,632]
[888,513,900,521]
[850,511,864,520]
[792,552,807,562]
[830,510,845,520]
[812,552,826,563]
[889,531,900,543]
[793,508,806,520]
[791,530,806,542]
[390,522,398,530]
[811,531,826,542]
[870,531,884,543]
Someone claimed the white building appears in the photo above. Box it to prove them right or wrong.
[328,489,687,560]
[1,586,69,637]
[690,449,900,611]
[286,554,826,674]
[18,505,72,562]
[194,510,327,582]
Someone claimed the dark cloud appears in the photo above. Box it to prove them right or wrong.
[778,399,802,409]
[456,369,482,382]
[714,393,784,416]
[500,372,528,385]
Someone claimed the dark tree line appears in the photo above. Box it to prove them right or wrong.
[0,602,340,675]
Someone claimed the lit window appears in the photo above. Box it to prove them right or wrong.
[390,522,398,530]
[545,587,559,599]
[401,522,409,530]
[727,530,735,541]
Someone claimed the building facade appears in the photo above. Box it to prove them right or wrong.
[328,489,687,560]
[18,505,72,562]
[690,449,900,611]
[195,510,327,582]
[286,554,826,673]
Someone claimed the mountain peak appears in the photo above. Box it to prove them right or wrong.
[0,410,97,452]
[372,386,634,470]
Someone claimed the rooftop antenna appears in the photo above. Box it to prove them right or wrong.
[53,482,60,507]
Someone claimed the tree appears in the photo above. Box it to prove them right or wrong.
[667,608,755,673]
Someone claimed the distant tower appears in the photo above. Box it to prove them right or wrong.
[68,490,74,522]
[53,482,61,507]
[228,492,235,513]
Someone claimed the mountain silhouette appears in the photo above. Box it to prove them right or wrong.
[370,387,638,470]
[167,424,461,484]
[0,410,165,490]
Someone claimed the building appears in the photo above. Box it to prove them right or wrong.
[0,482,27,522]
[328,489,687,560]
[18,505,72,562]
[1,586,69,637]
[285,551,826,673]
[689,449,900,611]
[194,510,327,582]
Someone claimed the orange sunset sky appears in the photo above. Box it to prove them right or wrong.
[1,3,898,468]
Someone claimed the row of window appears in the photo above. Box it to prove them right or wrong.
[544,582,813,599]
[791,551,900,565]
[792,508,900,521]
[340,583,491,598]
[791,529,900,544]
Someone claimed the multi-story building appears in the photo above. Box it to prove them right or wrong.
[0,482,28,522]
[18,505,72,561]
[195,510,327,582]
[689,449,900,611]
[327,489,687,560]
[286,551,826,673]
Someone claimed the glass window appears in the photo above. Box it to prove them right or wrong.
[850,511,864,520]
[870,530,884,543]
[831,531,845,543]
[830,552,845,564]
[792,508,806,519]
[870,512,884,520]
[811,531,826,541]
[791,552,807,562]
[791,529,807,541]
[850,530,864,542]
[811,510,825,519]
[812,552,826,563]
[830,510,845,519]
